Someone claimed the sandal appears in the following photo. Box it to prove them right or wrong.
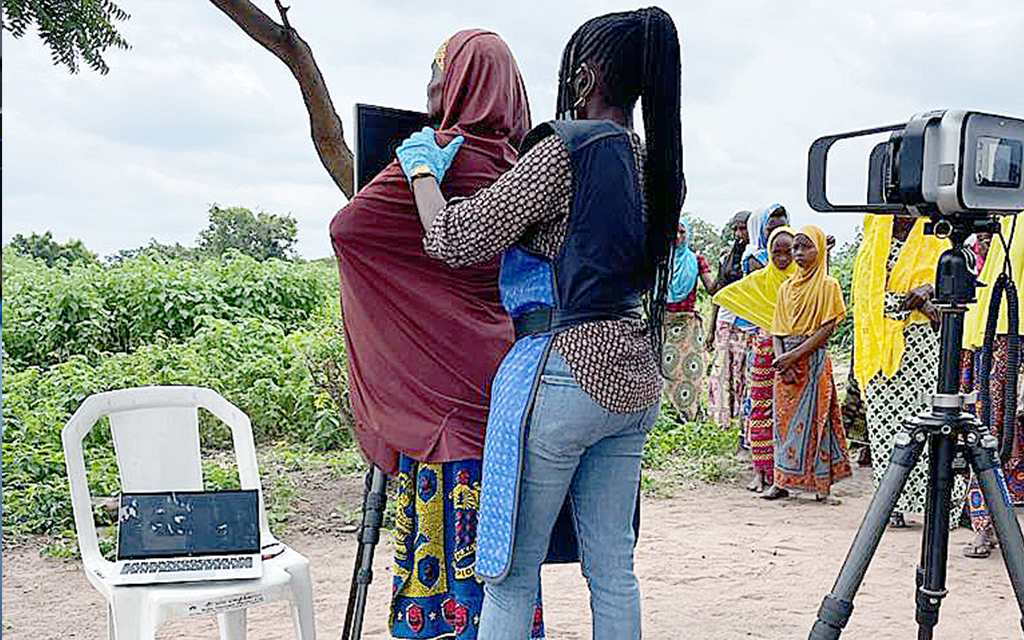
[746,471,768,493]
[816,493,841,505]
[888,512,908,529]
[760,486,789,500]
[963,531,993,558]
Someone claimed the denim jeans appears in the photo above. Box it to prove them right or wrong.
[477,349,658,640]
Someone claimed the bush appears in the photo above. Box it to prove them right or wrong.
[643,401,740,482]
[1,250,353,538]
[1,248,332,369]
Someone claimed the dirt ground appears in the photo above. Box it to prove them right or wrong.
[3,465,1021,639]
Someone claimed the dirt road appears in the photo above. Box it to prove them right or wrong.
[3,466,1020,639]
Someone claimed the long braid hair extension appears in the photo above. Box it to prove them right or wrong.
[555,7,684,373]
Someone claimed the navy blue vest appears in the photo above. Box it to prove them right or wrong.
[516,120,648,336]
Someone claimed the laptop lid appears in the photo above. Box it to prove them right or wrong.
[355,103,431,191]
[117,490,260,560]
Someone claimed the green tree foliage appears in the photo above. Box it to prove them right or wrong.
[108,238,199,264]
[8,230,99,267]
[2,0,130,74]
[197,205,299,261]
[829,226,863,351]
[684,214,728,265]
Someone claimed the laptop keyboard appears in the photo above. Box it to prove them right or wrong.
[120,556,254,575]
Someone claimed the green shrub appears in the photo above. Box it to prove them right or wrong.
[1,248,333,369]
[643,401,740,482]
[2,315,352,537]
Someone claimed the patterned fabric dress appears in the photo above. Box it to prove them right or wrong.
[391,455,545,639]
[664,254,710,419]
[709,318,749,429]
[663,311,705,419]
[964,337,1024,532]
[747,329,777,475]
[773,337,851,492]
[863,240,967,520]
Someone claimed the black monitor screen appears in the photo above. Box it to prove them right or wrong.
[356,103,431,191]
[117,490,260,559]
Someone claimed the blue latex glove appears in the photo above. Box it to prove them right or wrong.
[395,126,465,184]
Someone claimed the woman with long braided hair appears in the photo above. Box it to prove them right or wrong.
[392,7,682,638]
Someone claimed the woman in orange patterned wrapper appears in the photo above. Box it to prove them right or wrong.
[762,225,852,503]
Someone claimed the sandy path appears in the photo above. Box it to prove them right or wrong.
[3,466,1021,639]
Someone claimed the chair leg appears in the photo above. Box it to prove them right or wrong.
[109,592,158,640]
[292,596,316,640]
[288,561,317,639]
[217,609,247,639]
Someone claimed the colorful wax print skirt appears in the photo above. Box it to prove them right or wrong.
[773,337,851,493]
[663,311,705,419]
[709,319,749,429]
[390,456,545,639]
[963,337,1024,533]
[747,330,776,475]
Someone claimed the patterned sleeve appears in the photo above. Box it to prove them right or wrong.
[697,254,711,276]
[423,134,571,268]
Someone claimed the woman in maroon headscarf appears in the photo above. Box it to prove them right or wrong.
[329,30,539,640]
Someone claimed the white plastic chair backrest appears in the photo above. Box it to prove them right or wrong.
[110,407,203,492]
[63,386,268,572]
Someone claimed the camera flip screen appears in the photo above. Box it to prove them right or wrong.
[976,136,1023,189]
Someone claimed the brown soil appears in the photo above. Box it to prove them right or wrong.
[3,466,1020,639]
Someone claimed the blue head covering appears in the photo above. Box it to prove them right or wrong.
[668,218,699,302]
[742,203,786,273]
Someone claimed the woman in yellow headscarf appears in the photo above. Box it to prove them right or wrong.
[853,214,966,528]
[961,212,1024,557]
[713,225,796,491]
[761,225,851,501]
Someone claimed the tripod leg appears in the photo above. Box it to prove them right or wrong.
[342,466,388,640]
[809,432,926,639]
[342,468,373,640]
[915,432,958,639]
[968,437,1024,631]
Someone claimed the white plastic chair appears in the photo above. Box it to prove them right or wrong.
[62,386,316,639]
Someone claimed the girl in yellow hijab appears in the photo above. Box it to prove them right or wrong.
[853,214,966,529]
[960,212,1024,557]
[763,225,851,501]
[714,226,796,491]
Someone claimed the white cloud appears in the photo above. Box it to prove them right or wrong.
[3,0,1023,258]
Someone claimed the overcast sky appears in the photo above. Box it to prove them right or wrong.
[4,0,1023,259]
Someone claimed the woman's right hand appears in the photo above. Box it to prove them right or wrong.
[780,368,797,384]
[395,127,465,184]
[774,351,798,372]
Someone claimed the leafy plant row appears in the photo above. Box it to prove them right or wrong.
[2,310,353,537]
[1,248,333,369]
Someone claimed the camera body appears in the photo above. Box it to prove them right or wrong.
[808,109,1024,217]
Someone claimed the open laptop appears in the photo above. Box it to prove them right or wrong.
[112,489,262,585]
[354,103,431,191]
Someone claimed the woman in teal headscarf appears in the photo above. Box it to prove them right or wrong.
[663,218,716,419]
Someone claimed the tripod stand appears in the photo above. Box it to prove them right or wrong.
[810,216,1024,639]
[341,465,388,640]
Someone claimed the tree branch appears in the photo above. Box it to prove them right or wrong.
[209,0,354,198]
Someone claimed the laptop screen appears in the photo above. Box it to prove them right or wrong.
[117,490,260,560]
[355,103,431,191]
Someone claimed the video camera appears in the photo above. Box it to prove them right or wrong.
[807,109,1024,218]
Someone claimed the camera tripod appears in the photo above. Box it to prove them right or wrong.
[810,216,1024,639]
